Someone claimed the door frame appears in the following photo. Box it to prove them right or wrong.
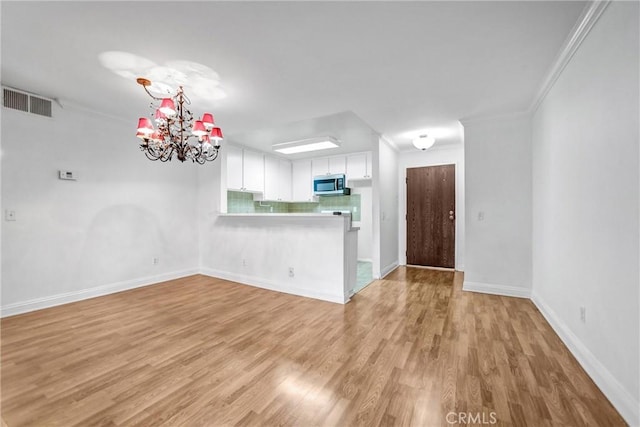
[399,157,464,271]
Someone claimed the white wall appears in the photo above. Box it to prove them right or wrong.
[372,136,399,278]
[352,186,372,262]
[531,2,639,423]
[398,145,465,270]
[462,115,532,297]
[199,214,356,304]
[1,105,200,315]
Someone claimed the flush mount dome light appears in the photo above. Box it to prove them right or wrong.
[272,136,340,155]
[412,134,436,150]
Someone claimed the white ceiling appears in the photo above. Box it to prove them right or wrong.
[1,1,586,153]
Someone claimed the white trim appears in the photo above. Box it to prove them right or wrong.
[60,98,130,125]
[380,261,399,279]
[531,291,639,426]
[529,0,611,112]
[357,258,373,263]
[378,133,400,152]
[407,265,455,272]
[459,110,531,127]
[462,280,531,299]
[400,159,464,271]
[0,269,199,318]
[200,268,348,304]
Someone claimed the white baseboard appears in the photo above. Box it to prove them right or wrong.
[200,268,348,304]
[531,291,639,426]
[462,280,531,299]
[0,269,199,318]
[380,261,399,279]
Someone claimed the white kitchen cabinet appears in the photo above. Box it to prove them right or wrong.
[311,157,329,177]
[226,145,244,190]
[292,159,313,201]
[264,156,279,200]
[226,146,264,193]
[329,156,346,175]
[346,152,372,180]
[264,156,292,201]
[243,150,264,192]
[312,155,346,177]
[278,159,292,201]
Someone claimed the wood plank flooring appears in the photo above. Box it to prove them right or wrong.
[1,268,626,426]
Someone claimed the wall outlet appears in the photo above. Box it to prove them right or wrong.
[243,259,247,267]
[152,257,159,265]
[5,210,16,221]
[288,267,294,278]
[478,211,485,221]
[580,306,586,323]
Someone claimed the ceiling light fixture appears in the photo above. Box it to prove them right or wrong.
[135,77,223,163]
[412,134,436,151]
[272,136,340,155]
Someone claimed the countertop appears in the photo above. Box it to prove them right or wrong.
[218,212,351,217]
[217,212,359,231]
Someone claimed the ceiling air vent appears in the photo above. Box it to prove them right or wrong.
[3,87,53,117]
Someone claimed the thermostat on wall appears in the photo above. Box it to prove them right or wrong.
[58,170,77,181]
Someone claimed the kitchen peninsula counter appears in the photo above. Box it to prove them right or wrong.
[217,212,360,231]
[201,213,358,303]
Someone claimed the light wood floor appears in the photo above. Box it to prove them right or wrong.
[1,268,625,426]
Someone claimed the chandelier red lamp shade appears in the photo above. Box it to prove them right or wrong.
[134,77,224,164]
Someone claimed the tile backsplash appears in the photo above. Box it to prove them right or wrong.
[227,191,361,221]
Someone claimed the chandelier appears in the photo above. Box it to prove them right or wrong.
[135,77,223,164]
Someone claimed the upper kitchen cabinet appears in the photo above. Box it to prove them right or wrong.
[226,145,265,193]
[292,159,313,202]
[226,145,244,190]
[311,155,346,177]
[264,156,292,201]
[278,159,292,201]
[346,152,372,180]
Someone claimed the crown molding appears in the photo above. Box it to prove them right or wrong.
[459,110,531,127]
[529,0,611,113]
[459,1,612,126]
[378,133,400,151]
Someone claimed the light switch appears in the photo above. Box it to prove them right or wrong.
[478,211,485,221]
[58,170,77,181]
[5,210,16,221]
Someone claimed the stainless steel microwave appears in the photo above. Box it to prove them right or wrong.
[313,174,350,196]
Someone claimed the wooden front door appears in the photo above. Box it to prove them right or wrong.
[406,165,455,268]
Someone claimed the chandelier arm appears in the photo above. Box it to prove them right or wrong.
[162,145,175,162]
[143,145,161,161]
[205,149,220,162]
[145,151,160,161]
